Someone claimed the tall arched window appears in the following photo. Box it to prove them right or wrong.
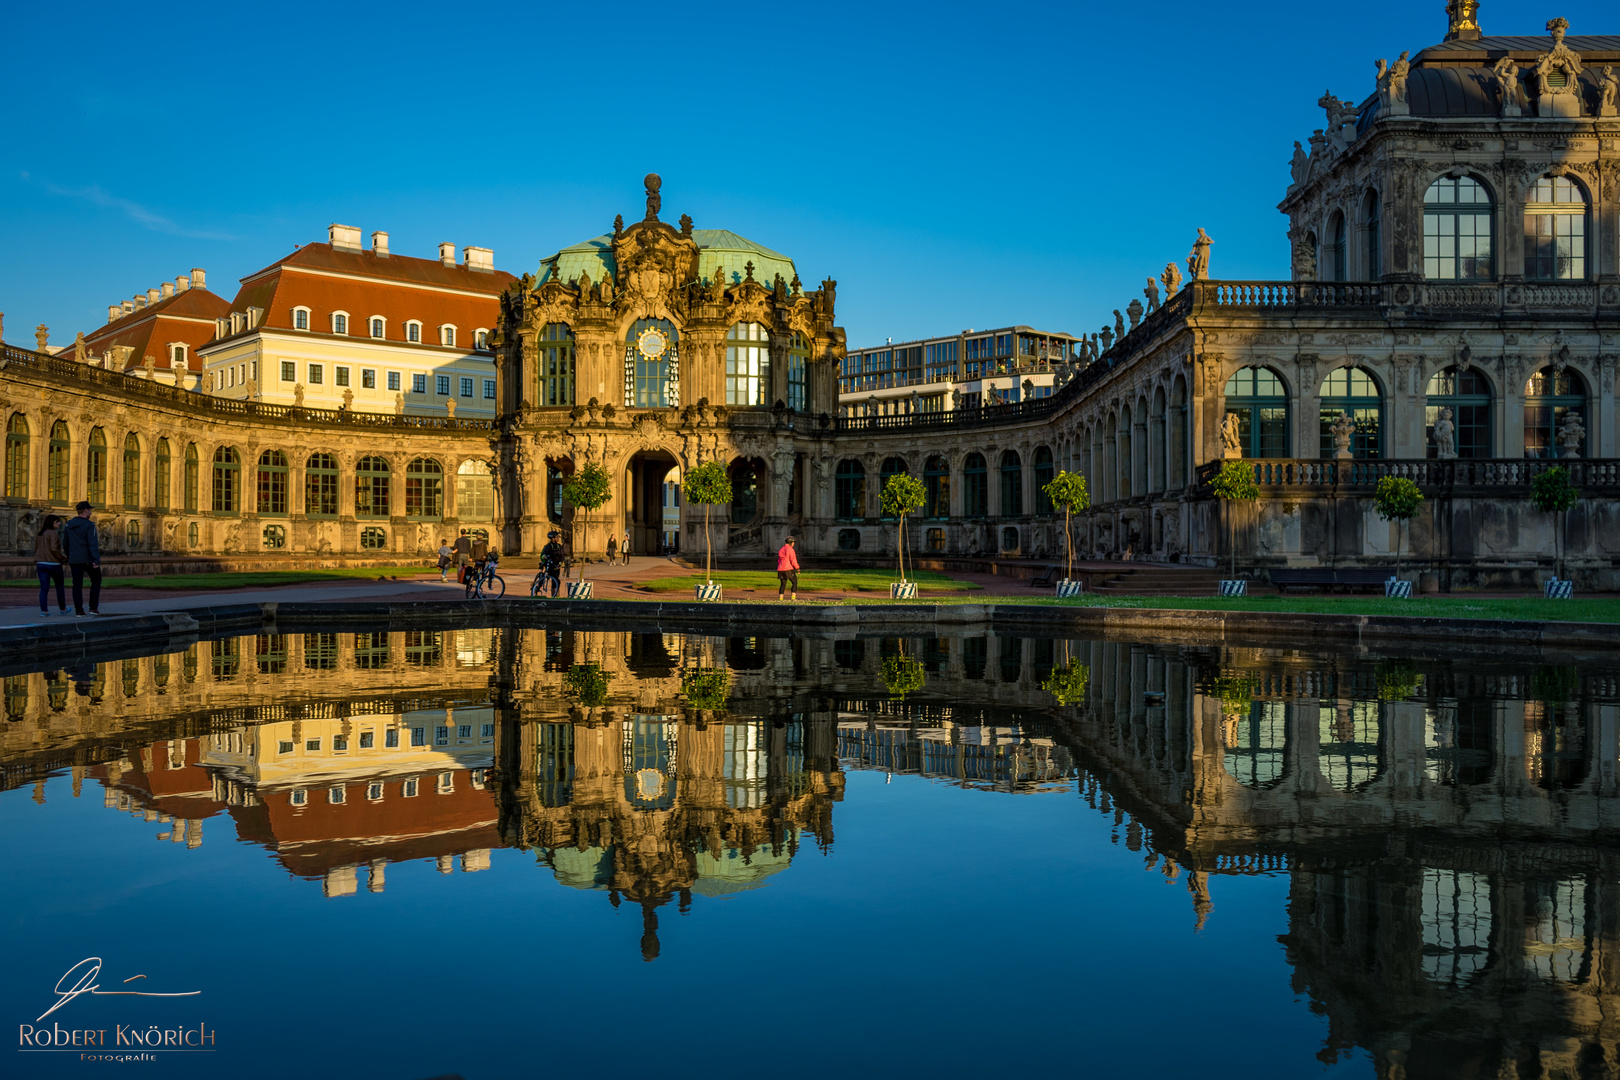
[305,453,339,516]
[1319,367,1383,459]
[456,459,495,520]
[963,453,988,517]
[538,322,575,407]
[878,456,906,519]
[1423,176,1494,280]
[1327,211,1347,281]
[625,318,678,408]
[154,439,171,511]
[406,457,443,518]
[5,415,29,502]
[1524,175,1587,280]
[1224,701,1288,789]
[257,450,288,515]
[725,322,769,406]
[1033,446,1055,515]
[729,459,760,522]
[999,450,1023,517]
[86,428,107,505]
[212,446,240,513]
[787,332,810,412]
[1319,701,1383,791]
[184,443,199,512]
[122,433,141,509]
[924,456,950,519]
[48,422,70,504]
[1523,366,1587,459]
[834,459,865,520]
[1425,367,1492,458]
[1223,367,1290,458]
[1363,189,1382,279]
[356,456,390,517]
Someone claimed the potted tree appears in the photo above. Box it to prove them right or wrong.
[1530,465,1578,598]
[683,459,731,601]
[561,461,612,599]
[680,666,730,726]
[1041,656,1091,707]
[880,470,926,599]
[1373,475,1423,598]
[563,663,613,724]
[1211,459,1259,596]
[881,646,925,701]
[1042,469,1090,597]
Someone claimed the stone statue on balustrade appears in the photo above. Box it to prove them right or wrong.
[1143,276,1160,313]
[1558,410,1586,458]
[1127,298,1143,330]
[1289,141,1310,187]
[293,383,305,407]
[1330,411,1356,460]
[246,378,259,401]
[1113,310,1126,340]
[1432,407,1456,459]
[1162,261,1182,299]
[1601,66,1619,116]
[1493,56,1522,116]
[1220,412,1243,459]
[1187,229,1212,281]
[1099,327,1114,352]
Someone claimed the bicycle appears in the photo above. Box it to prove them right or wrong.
[465,555,505,599]
[530,566,561,598]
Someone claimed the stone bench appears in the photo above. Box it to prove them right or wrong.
[1271,567,1397,593]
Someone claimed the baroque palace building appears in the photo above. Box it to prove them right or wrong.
[2,5,1619,583]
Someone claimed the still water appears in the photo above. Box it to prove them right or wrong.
[2,626,1616,1079]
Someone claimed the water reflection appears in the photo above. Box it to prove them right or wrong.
[6,629,1620,1075]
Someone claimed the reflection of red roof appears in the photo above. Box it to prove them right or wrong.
[89,739,227,819]
[78,287,230,372]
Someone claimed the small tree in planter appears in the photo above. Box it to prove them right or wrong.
[682,460,732,601]
[561,461,612,599]
[1530,465,1579,595]
[680,667,730,725]
[1211,460,1260,594]
[1041,658,1091,707]
[880,471,926,599]
[1373,476,1423,597]
[881,648,926,701]
[1042,470,1090,596]
[563,663,613,723]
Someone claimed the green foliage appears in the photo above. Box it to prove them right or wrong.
[1210,672,1257,716]
[1373,476,1424,521]
[1530,664,1579,706]
[681,667,731,712]
[1375,657,1423,702]
[1042,470,1090,514]
[881,653,926,700]
[1531,466,1578,513]
[682,460,733,507]
[1041,659,1091,706]
[562,663,613,708]
[1211,460,1260,503]
[880,472,926,517]
[561,461,613,512]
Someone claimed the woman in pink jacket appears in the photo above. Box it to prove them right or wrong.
[776,536,800,601]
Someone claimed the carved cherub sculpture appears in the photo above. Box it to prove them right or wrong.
[1601,66,1619,112]
[1492,56,1521,104]
[1220,412,1243,455]
[1433,407,1456,459]
[1330,411,1356,458]
[1162,262,1182,298]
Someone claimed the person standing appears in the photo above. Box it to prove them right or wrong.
[775,536,800,601]
[61,501,102,617]
[453,529,472,581]
[539,530,567,597]
[437,539,454,583]
[606,534,618,565]
[34,514,69,616]
[622,531,631,565]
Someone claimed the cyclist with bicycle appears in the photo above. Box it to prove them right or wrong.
[533,530,566,597]
[465,552,504,599]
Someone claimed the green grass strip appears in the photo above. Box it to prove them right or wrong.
[635,569,980,594]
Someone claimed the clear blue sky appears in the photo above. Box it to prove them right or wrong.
[2,0,1607,349]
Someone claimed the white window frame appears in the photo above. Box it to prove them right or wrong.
[440,324,457,348]
[368,315,387,339]
[168,342,188,367]
[292,307,311,331]
[280,360,296,382]
[387,371,401,391]
[366,781,384,801]
[474,328,489,350]
[405,320,422,343]
[331,311,350,336]
[459,376,474,398]
[308,362,324,385]
[402,777,420,797]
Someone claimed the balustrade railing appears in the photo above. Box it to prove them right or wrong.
[1195,456,1620,491]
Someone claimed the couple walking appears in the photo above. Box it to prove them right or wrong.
[34,501,104,617]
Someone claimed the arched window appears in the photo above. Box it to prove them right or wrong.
[1318,367,1383,459]
[306,453,339,516]
[1319,701,1382,791]
[292,307,310,331]
[1423,176,1494,280]
[787,332,810,412]
[729,459,760,522]
[1523,366,1587,459]
[356,456,390,517]
[184,443,199,512]
[1524,175,1587,280]
[1326,211,1347,281]
[86,428,107,505]
[155,438,171,511]
[456,459,495,520]
[879,456,907,519]
[1225,701,1288,789]
[1420,869,1493,989]
[405,321,422,343]
[369,317,385,339]
[999,451,1023,516]
[834,459,865,520]
[406,458,443,518]
[962,453,988,517]
[212,446,240,513]
[5,415,28,502]
[122,433,141,509]
[924,456,950,519]
[725,322,769,406]
[1224,367,1290,458]
[537,323,575,407]
[1033,446,1055,514]
[48,422,70,504]
[1425,367,1492,458]
[1362,189,1382,278]
[257,449,288,515]
[625,318,679,408]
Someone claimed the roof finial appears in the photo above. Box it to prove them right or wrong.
[643,173,662,222]
[1445,0,1481,41]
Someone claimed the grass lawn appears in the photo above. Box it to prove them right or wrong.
[986,593,1620,623]
[2,566,433,590]
[636,569,980,594]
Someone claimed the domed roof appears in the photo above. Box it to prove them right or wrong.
[540,229,797,290]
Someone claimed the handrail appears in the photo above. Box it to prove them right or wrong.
[1193,456,1620,490]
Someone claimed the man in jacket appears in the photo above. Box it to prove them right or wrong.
[61,501,102,617]
[538,531,567,597]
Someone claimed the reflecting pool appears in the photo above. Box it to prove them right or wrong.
[3,626,1618,1079]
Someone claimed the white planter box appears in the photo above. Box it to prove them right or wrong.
[891,582,918,600]
[1545,579,1574,599]
[566,581,593,600]
[1219,580,1247,597]
[695,582,723,602]
[1385,579,1413,599]
[1055,579,1083,597]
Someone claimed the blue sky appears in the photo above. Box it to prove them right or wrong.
[2,0,1608,349]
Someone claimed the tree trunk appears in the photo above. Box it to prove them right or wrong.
[898,513,906,583]
[1065,508,1072,581]
[1227,501,1235,579]
[704,503,712,582]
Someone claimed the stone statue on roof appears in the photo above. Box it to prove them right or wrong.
[1376,51,1411,115]
[679,213,693,238]
[1493,57,1522,116]
[73,332,86,362]
[1127,298,1144,330]
[1600,66,1618,115]
[643,173,662,221]
[1162,262,1182,299]
[34,324,48,351]
[1289,141,1310,186]
[1187,228,1213,281]
[1113,310,1125,340]
[1144,276,1160,313]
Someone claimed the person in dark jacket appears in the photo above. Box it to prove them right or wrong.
[34,514,69,616]
[60,501,102,617]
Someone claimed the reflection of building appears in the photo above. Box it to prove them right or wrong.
[836,698,1072,793]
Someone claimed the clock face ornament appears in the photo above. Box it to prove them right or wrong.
[637,328,668,359]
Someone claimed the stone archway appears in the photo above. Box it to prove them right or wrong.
[626,449,680,556]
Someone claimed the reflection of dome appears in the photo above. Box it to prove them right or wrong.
[634,768,666,801]
[541,230,797,290]
[544,846,613,890]
[689,838,796,898]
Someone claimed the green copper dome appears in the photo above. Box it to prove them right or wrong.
[540,229,797,290]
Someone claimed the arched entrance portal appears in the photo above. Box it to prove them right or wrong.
[626,451,679,556]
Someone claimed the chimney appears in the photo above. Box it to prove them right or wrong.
[190,268,207,290]
[122,301,135,315]
[176,275,191,291]
[161,282,175,299]
[135,294,147,309]
[372,231,390,257]
[108,304,120,323]
[464,246,494,273]
[329,224,363,252]
[438,242,457,267]
[147,288,162,305]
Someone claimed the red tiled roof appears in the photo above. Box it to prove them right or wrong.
[79,287,231,372]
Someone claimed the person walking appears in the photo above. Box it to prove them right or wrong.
[622,531,631,565]
[606,534,618,565]
[61,501,102,617]
[34,514,69,617]
[453,529,472,581]
[775,536,800,601]
[437,539,454,583]
[539,530,567,597]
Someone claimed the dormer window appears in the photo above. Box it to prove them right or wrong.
[293,307,310,331]
[406,321,422,343]
[369,317,386,339]
[170,344,186,367]
[332,312,349,335]
[440,325,457,347]
[474,329,488,350]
